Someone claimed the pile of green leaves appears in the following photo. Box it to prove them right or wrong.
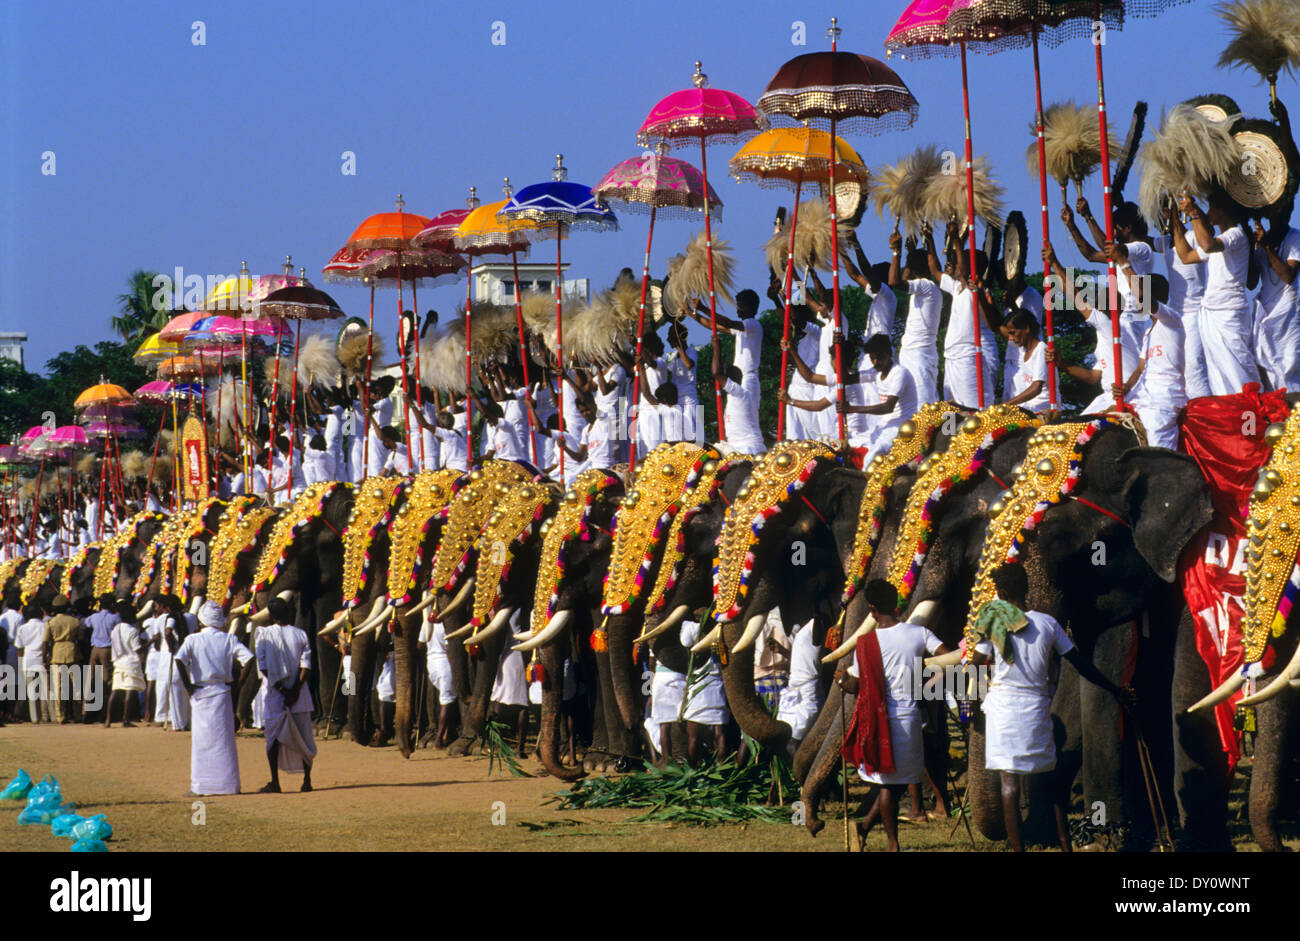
[549,757,796,825]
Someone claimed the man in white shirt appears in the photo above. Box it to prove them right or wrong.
[712,353,766,454]
[1252,218,1300,391]
[776,616,823,745]
[831,334,919,462]
[928,222,1000,408]
[365,376,398,478]
[174,601,255,795]
[105,602,146,727]
[998,311,1056,413]
[418,616,458,748]
[1112,253,1187,449]
[14,604,49,723]
[551,396,615,484]
[969,563,1124,852]
[1062,198,1156,354]
[665,322,700,434]
[1169,194,1258,395]
[1153,212,1210,399]
[0,592,22,723]
[845,239,897,341]
[888,231,944,406]
[255,598,316,793]
[684,289,763,394]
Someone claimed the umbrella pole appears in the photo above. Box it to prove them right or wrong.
[29,457,45,556]
[240,331,250,494]
[698,139,726,442]
[629,204,657,474]
[396,249,417,471]
[1031,26,1059,411]
[146,408,167,499]
[555,229,565,482]
[778,180,804,443]
[110,430,125,516]
[363,282,375,481]
[510,248,537,466]
[172,384,182,512]
[1092,1,1123,406]
[827,118,847,442]
[960,41,985,409]
[465,252,475,468]
[97,434,109,540]
[267,335,283,501]
[411,280,427,472]
[286,318,303,491]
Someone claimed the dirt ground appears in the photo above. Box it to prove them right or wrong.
[0,722,1289,852]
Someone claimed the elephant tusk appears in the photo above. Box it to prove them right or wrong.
[356,600,395,637]
[1235,646,1300,708]
[635,604,690,644]
[137,600,154,619]
[821,615,878,664]
[249,607,273,626]
[231,600,252,617]
[690,624,722,654]
[408,592,437,617]
[1185,672,1248,713]
[445,620,478,641]
[432,577,476,622]
[925,649,963,668]
[228,614,247,636]
[188,596,205,615]
[514,609,573,652]
[319,609,349,637]
[908,599,938,626]
[462,607,516,647]
[730,612,768,655]
[276,589,297,604]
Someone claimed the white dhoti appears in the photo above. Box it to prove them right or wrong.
[490,648,529,707]
[429,655,455,705]
[144,649,161,683]
[683,673,728,726]
[1199,305,1259,396]
[112,659,145,693]
[189,683,240,795]
[264,692,317,775]
[899,352,938,405]
[1134,402,1183,450]
[859,703,925,785]
[943,354,996,409]
[252,681,265,729]
[155,655,191,728]
[982,686,1056,774]
[1254,298,1300,392]
[775,680,820,742]
[1181,301,1211,399]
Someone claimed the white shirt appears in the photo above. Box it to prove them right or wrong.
[176,627,253,686]
[729,318,763,382]
[1194,224,1251,310]
[900,279,943,365]
[1087,308,1140,387]
[875,622,943,714]
[109,622,143,661]
[862,282,897,341]
[1117,241,1154,312]
[790,322,821,394]
[1011,341,1055,412]
[15,618,46,671]
[1132,302,1188,409]
[974,610,1074,695]
[595,364,626,416]
[256,623,313,713]
[939,273,997,357]
[665,349,698,407]
[1257,225,1300,314]
[722,377,763,447]
[1152,233,1205,311]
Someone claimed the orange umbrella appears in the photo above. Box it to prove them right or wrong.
[74,382,135,410]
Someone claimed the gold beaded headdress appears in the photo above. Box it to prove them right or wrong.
[61,543,97,598]
[132,512,189,599]
[645,454,749,615]
[431,461,536,595]
[1242,412,1300,662]
[92,510,168,600]
[962,418,1116,652]
[206,502,280,605]
[253,482,353,595]
[841,402,957,607]
[470,481,559,628]
[601,443,718,617]
[531,469,622,633]
[386,470,464,605]
[0,558,22,595]
[713,440,839,622]
[341,476,408,608]
[174,498,228,601]
[886,404,1039,604]
[21,558,59,605]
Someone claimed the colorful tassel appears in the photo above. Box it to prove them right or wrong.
[590,628,608,653]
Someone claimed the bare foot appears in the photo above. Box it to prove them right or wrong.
[300,781,312,793]
[258,782,281,793]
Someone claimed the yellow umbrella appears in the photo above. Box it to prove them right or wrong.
[201,271,257,313]
[74,382,135,410]
[133,332,182,365]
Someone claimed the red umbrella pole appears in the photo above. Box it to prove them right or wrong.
[960,42,986,409]
[411,279,427,471]
[827,117,847,441]
[555,230,566,481]
[465,252,475,468]
[286,318,303,489]
[510,249,537,466]
[1032,26,1059,410]
[628,204,657,472]
[96,434,109,540]
[777,179,804,442]
[362,281,375,481]
[266,337,283,499]
[146,407,167,497]
[1092,3,1123,406]
[29,457,45,556]
[698,140,727,441]
[395,248,417,468]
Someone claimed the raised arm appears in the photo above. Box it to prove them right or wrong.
[1061,204,1106,263]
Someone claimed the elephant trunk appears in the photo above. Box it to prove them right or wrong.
[719,618,791,749]
[799,689,853,836]
[537,640,585,781]
[606,614,642,732]
[793,686,844,785]
[1248,682,1294,851]
[392,608,421,759]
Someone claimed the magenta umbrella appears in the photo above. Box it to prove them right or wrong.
[48,426,91,450]
[593,146,721,468]
[637,62,765,440]
[85,421,145,441]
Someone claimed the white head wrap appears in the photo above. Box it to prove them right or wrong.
[197,601,226,630]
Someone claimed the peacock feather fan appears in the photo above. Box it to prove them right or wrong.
[664,232,734,314]
[1137,102,1243,224]
[1216,0,1300,91]
[1027,101,1119,200]
[920,153,1005,228]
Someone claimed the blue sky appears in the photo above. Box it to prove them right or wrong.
[2,0,1286,383]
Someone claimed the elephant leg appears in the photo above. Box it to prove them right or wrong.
[799,692,853,837]
[967,723,1007,841]
[1170,609,1231,850]
[537,641,584,781]
[392,612,421,759]
[1077,625,1129,842]
[1249,684,1295,852]
[348,631,377,745]
[448,633,503,755]
[585,664,610,774]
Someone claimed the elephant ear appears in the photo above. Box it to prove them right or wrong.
[1116,447,1213,584]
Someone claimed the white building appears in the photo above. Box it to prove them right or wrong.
[0,332,27,368]
[473,262,589,306]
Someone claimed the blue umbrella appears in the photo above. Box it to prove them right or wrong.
[498,155,618,480]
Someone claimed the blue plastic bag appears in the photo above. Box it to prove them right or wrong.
[0,769,32,800]
[70,815,112,842]
[51,813,86,837]
[70,839,107,852]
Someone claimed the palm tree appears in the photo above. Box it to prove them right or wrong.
[111,269,167,343]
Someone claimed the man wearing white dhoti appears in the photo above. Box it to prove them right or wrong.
[775,617,823,745]
[104,603,146,728]
[645,642,687,767]
[255,598,316,793]
[174,602,254,796]
[418,617,458,748]
[153,597,191,730]
[490,610,531,756]
[679,618,730,766]
[969,564,1124,852]
[835,580,948,852]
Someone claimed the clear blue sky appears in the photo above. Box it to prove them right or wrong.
[2,0,1285,382]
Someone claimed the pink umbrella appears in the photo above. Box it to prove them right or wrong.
[48,426,91,450]
[638,62,765,440]
[158,311,208,343]
[85,421,145,440]
[594,147,721,468]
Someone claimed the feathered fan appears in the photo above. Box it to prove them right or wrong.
[418,320,468,394]
[1216,0,1300,103]
[921,154,1005,228]
[461,301,519,362]
[871,145,945,237]
[1026,101,1119,205]
[120,451,148,480]
[764,198,858,274]
[566,290,634,367]
[664,232,734,315]
[337,326,386,378]
[1137,103,1243,225]
[75,453,97,477]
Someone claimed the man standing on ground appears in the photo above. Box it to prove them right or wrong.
[174,601,255,795]
[83,593,118,723]
[43,595,82,724]
[104,601,146,727]
[255,598,316,793]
